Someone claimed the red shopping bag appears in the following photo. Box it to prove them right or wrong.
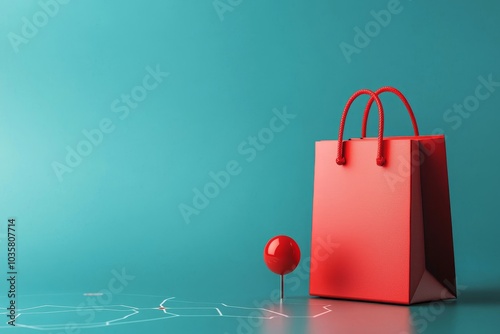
[309,87,456,305]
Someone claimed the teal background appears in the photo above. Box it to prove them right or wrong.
[0,0,499,333]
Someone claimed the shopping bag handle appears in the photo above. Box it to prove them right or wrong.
[336,89,386,166]
[361,86,419,137]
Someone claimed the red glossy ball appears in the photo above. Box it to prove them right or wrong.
[263,235,301,275]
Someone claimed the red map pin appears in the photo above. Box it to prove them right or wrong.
[263,235,301,299]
